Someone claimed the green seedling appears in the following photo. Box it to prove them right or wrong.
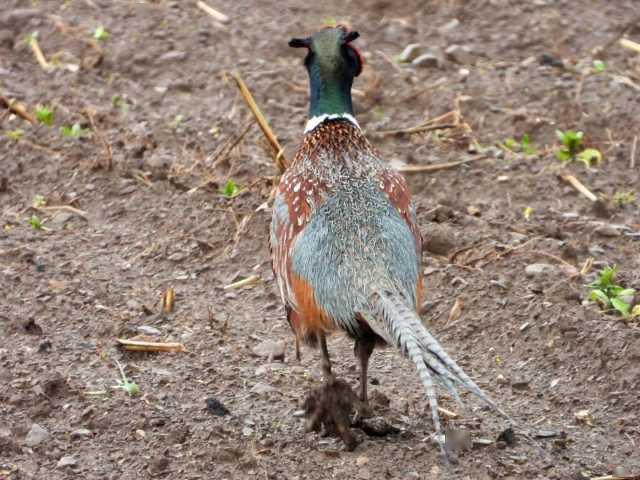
[555,129,583,161]
[28,215,43,230]
[112,359,140,397]
[35,105,54,126]
[555,129,602,166]
[221,179,241,199]
[523,206,534,221]
[503,134,538,155]
[589,266,637,318]
[25,31,39,46]
[32,194,46,207]
[592,60,606,73]
[60,123,91,139]
[612,191,636,207]
[93,25,109,41]
[5,129,23,141]
[169,114,184,130]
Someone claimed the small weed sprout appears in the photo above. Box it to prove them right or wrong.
[35,105,54,126]
[503,134,538,155]
[588,266,637,318]
[28,215,43,230]
[523,206,534,221]
[60,123,91,139]
[555,129,602,166]
[221,179,241,199]
[112,359,140,397]
[592,60,606,73]
[93,26,109,41]
[32,194,46,207]
[612,191,636,207]
[5,129,23,141]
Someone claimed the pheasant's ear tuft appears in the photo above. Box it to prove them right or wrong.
[289,37,311,49]
[344,31,359,44]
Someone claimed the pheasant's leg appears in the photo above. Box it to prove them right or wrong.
[319,334,333,381]
[354,337,375,403]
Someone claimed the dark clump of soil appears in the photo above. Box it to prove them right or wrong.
[1,1,640,479]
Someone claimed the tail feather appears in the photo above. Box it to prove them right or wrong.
[368,289,512,456]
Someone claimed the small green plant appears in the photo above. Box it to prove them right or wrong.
[612,191,636,207]
[592,59,606,73]
[35,105,54,126]
[93,25,109,41]
[5,129,23,141]
[221,179,241,199]
[25,31,39,46]
[112,359,140,397]
[522,206,534,221]
[555,129,602,166]
[28,215,43,230]
[169,114,184,130]
[503,134,538,155]
[32,194,46,207]
[60,123,91,138]
[589,266,637,318]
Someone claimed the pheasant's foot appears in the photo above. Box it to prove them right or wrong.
[302,377,365,451]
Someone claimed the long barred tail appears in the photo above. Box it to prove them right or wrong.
[370,289,512,457]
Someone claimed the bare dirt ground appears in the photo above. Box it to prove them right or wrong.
[1,1,640,479]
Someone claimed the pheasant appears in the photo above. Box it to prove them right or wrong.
[270,26,510,458]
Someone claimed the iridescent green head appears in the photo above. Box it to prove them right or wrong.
[289,26,363,118]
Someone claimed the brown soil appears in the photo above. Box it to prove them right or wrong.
[2,1,640,479]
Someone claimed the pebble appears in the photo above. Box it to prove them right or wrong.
[594,224,621,237]
[49,211,74,228]
[57,455,77,468]
[397,43,423,63]
[524,263,557,278]
[25,423,49,447]
[137,325,161,336]
[252,340,285,361]
[445,44,475,64]
[250,382,275,395]
[412,53,440,68]
[157,51,188,63]
[70,428,92,440]
[438,18,460,34]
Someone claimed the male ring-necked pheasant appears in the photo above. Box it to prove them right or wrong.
[270,26,511,458]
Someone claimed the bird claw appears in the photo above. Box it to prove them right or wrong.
[302,377,364,451]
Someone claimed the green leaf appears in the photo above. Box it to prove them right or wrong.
[555,129,565,143]
[60,123,91,138]
[28,215,43,230]
[630,305,640,319]
[35,105,54,126]
[611,297,630,316]
[577,148,602,167]
[590,289,610,306]
[555,149,572,162]
[618,288,636,297]
[5,129,23,141]
[93,25,109,41]
[592,60,605,73]
[221,179,240,199]
[32,194,46,207]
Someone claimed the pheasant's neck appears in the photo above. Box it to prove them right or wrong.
[306,66,358,133]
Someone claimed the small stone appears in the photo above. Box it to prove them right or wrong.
[438,18,460,34]
[250,382,275,395]
[511,378,530,390]
[411,53,439,68]
[205,397,230,416]
[397,43,423,63]
[70,428,92,440]
[252,340,285,361]
[157,51,188,63]
[524,263,557,278]
[496,374,508,385]
[445,44,475,64]
[137,325,161,336]
[594,224,621,237]
[25,423,49,447]
[356,456,369,466]
[57,455,77,468]
[135,429,146,439]
[49,211,74,228]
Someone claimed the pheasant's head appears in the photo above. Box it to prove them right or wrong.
[290,26,363,119]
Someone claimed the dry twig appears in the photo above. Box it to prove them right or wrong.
[559,174,597,202]
[631,135,638,169]
[0,96,36,124]
[34,205,88,219]
[619,38,640,54]
[196,1,230,24]
[231,73,287,172]
[117,338,186,353]
[378,110,460,136]
[223,274,260,290]
[396,155,490,174]
[29,35,51,71]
